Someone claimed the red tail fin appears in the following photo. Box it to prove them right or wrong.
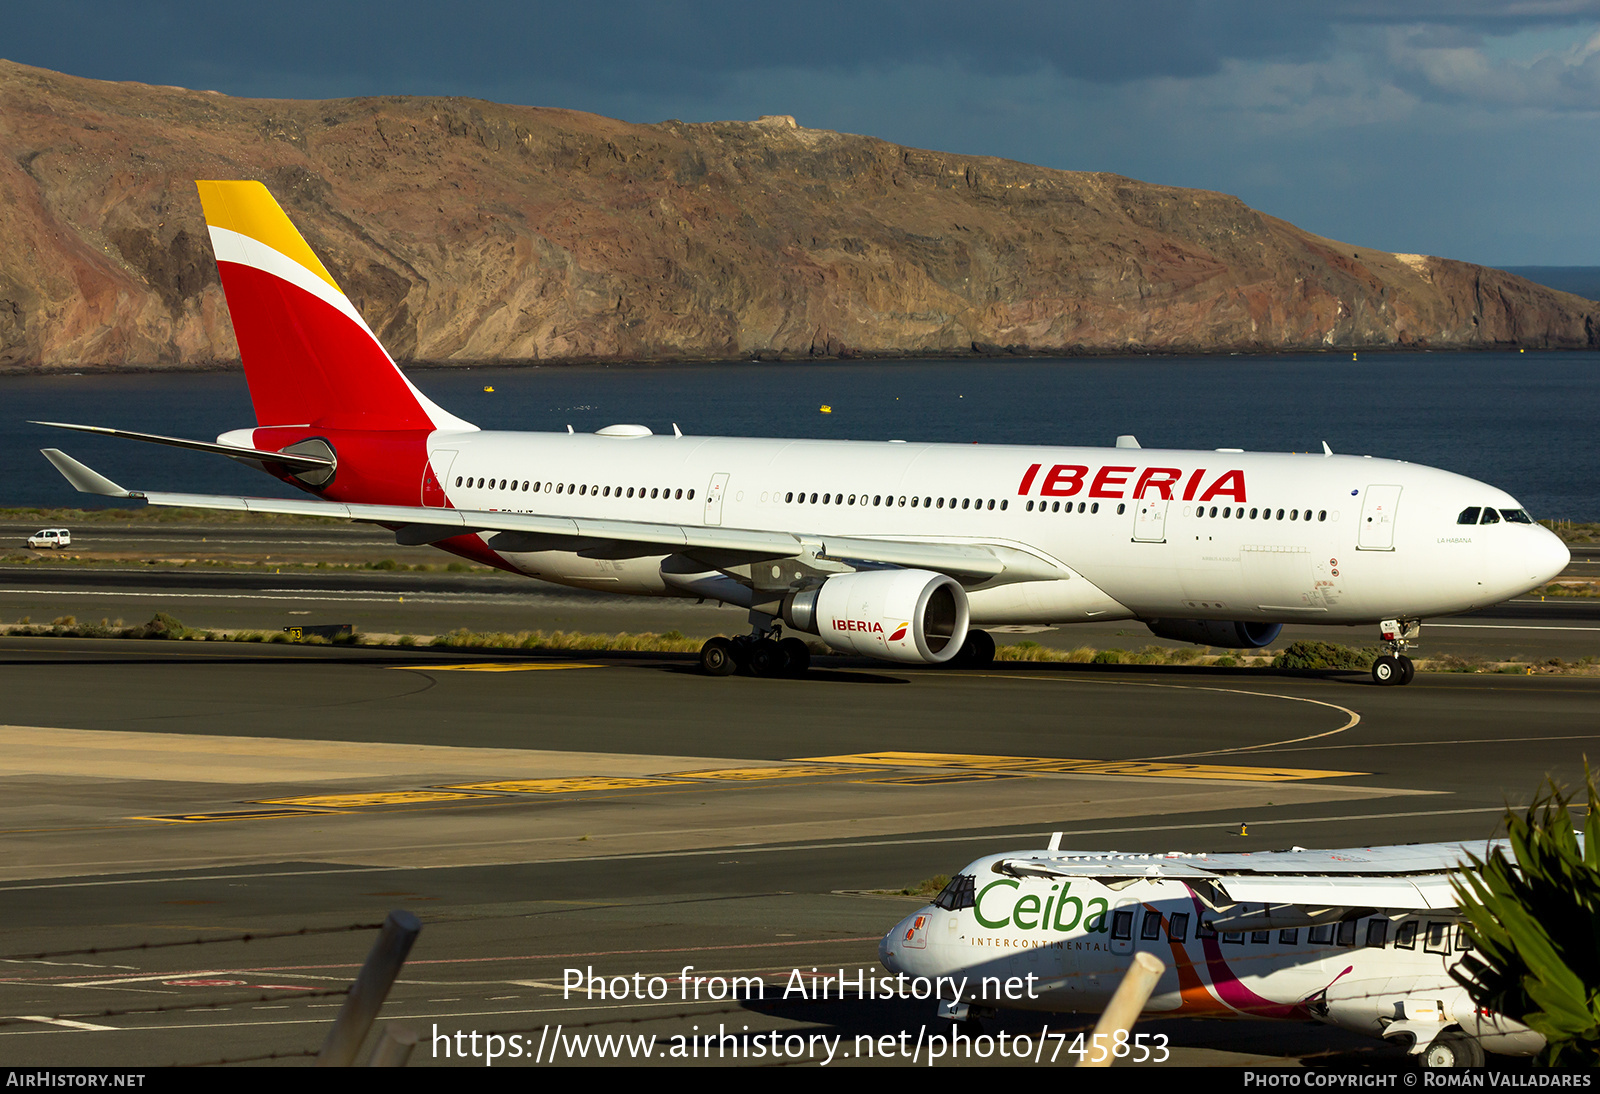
[196,181,473,433]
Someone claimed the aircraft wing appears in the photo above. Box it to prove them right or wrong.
[41,449,1062,582]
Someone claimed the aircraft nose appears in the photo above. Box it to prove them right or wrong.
[879,923,901,972]
[1531,527,1571,586]
[880,913,918,972]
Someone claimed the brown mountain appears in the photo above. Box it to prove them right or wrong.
[0,60,1594,371]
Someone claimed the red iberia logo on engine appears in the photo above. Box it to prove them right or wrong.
[889,622,910,642]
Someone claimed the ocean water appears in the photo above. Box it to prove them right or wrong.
[3,351,1595,518]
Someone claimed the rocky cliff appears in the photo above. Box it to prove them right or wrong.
[1,60,1594,370]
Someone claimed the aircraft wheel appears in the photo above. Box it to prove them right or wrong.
[1421,1031,1485,1068]
[955,629,995,667]
[779,637,811,677]
[700,637,738,677]
[1372,655,1402,686]
[1398,656,1416,685]
[748,638,784,677]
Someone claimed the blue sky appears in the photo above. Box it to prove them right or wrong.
[9,1,1600,264]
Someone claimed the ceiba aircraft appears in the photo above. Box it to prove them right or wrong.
[879,839,1544,1067]
[38,182,1569,681]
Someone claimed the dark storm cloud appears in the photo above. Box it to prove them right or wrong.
[11,1,1599,103]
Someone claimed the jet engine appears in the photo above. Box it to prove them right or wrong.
[1144,619,1283,648]
[784,569,969,664]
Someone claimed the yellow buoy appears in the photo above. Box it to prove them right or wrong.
[1351,352,1357,360]
[483,386,495,392]
[819,405,832,414]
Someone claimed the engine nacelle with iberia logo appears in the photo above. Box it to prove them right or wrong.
[784,569,970,664]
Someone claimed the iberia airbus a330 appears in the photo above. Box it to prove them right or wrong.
[38,182,1570,682]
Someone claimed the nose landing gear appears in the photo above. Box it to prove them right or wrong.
[1372,619,1420,686]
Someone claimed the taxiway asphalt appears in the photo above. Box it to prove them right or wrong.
[0,636,1595,1067]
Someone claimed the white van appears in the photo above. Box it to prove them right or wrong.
[26,528,71,549]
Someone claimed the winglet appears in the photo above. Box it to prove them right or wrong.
[1322,441,1333,457]
[40,449,140,498]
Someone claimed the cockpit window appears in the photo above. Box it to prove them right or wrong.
[1479,508,1501,525]
[933,873,977,911]
[1499,508,1533,524]
[1457,507,1481,525]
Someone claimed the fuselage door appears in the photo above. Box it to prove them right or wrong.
[704,473,730,526]
[424,449,457,507]
[1133,498,1169,543]
[1357,485,1402,551]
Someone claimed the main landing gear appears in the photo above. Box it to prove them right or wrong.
[700,613,811,678]
[1372,618,1420,687]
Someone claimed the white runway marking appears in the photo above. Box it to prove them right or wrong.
[1429,623,1600,632]
[7,1015,118,1031]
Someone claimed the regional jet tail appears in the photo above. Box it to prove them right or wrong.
[37,182,1570,682]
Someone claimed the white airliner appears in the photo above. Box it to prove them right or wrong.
[38,182,1569,682]
[879,838,1544,1066]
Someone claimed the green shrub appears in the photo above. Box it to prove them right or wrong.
[1270,640,1377,671]
[1452,770,1600,1066]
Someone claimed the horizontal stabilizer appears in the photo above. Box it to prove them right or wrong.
[40,449,138,498]
[32,421,335,471]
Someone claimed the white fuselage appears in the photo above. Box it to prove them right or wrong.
[423,431,1569,628]
[880,853,1543,1056]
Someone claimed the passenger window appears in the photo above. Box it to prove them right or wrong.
[1318,510,1326,521]
[1424,922,1449,954]
[1141,911,1163,941]
[1456,926,1473,952]
[1000,500,1008,511]
[1116,503,1124,515]
[1090,503,1098,514]
[987,499,996,510]
[1458,507,1481,524]
[1167,912,1189,941]
[1336,921,1357,947]
[1111,909,1135,941]
[1365,920,1388,947]
[1308,925,1334,945]
[1480,508,1500,525]
[687,490,695,500]
[454,476,463,487]
[1027,501,1035,511]
[910,496,918,507]
[1222,931,1244,944]
[1278,929,1298,945]
[1394,921,1417,949]
[1251,930,1270,945]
